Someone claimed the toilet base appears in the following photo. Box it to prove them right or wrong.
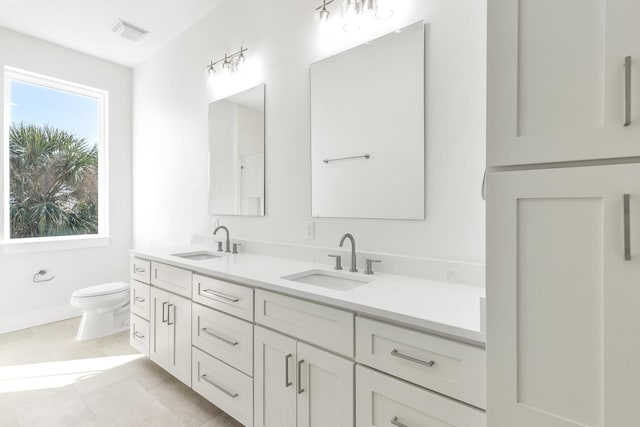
[76,308,129,341]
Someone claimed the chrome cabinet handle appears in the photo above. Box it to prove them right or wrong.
[135,296,145,303]
[200,374,238,398]
[134,267,146,273]
[167,304,175,325]
[162,302,168,323]
[391,416,409,427]
[625,56,632,126]
[624,194,631,261]
[390,349,435,368]
[201,328,238,346]
[285,354,293,387]
[297,359,305,394]
[133,331,145,339]
[201,288,240,303]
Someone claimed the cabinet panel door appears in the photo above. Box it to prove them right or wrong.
[168,293,191,387]
[356,365,486,427]
[487,0,640,166]
[297,342,354,427]
[254,326,296,427]
[149,287,170,370]
[487,164,640,427]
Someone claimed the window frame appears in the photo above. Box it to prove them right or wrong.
[2,66,109,253]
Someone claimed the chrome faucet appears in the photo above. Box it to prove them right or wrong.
[339,233,358,272]
[214,225,231,253]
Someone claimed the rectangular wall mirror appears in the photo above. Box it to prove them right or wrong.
[208,84,265,216]
[310,22,425,219]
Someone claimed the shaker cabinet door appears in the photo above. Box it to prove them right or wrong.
[487,0,640,166]
[487,164,640,427]
[149,287,170,370]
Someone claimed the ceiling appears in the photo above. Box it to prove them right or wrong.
[0,0,227,67]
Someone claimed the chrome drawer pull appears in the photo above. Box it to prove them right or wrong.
[201,328,239,346]
[297,359,305,394]
[391,416,409,427]
[133,332,145,339]
[201,288,240,303]
[390,349,436,368]
[625,56,632,127]
[134,267,146,273]
[200,374,238,398]
[285,354,293,387]
[134,296,145,303]
[624,194,631,261]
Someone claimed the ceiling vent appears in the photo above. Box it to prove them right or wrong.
[110,19,148,42]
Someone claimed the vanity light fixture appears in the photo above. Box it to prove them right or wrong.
[206,46,248,83]
[316,0,336,37]
[314,0,393,36]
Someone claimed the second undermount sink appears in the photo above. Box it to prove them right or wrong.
[171,251,221,261]
[282,269,372,291]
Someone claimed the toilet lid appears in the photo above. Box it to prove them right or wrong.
[72,282,129,298]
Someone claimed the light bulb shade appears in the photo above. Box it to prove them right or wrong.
[361,0,376,14]
[319,7,330,22]
[342,0,360,19]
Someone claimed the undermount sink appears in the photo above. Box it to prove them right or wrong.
[282,269,372,291]
[171,251,221,261]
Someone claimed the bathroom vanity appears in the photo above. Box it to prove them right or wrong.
[128,249,486,427]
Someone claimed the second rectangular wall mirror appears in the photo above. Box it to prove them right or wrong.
[208,84,265,216]
[310,21,425,219]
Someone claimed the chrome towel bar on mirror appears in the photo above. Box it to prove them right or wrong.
[323,154,370,163]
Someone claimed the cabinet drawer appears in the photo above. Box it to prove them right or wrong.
[356,316,486,409]
[255,289,354,358]
[130,257,151,284]
[192,303,253,376]
[130,280,150,320]
[356,365,486,427]
[192,347,253,427]
[193,274,253,322]
[151,262,192,298]
[130,314,149,356]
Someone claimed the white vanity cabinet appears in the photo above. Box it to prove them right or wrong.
[487,164,640,426]
[149,286,192,386]
[487,0,640,166]
[254,325,354,427]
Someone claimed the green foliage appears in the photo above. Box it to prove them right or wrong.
[9,123,98,238]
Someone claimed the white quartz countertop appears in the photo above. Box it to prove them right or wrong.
[130,247,486,346]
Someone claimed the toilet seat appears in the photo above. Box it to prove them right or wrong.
[72,282,129,298]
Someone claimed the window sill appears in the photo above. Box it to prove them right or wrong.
[1,235,111,255]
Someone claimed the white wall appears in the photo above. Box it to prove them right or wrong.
[0,28,132,333]
[133,0,486,263]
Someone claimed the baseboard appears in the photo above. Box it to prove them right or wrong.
[0,305,82,335]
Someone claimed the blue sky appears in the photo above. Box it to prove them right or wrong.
[10,80,99,146]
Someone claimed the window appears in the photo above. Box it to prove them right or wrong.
[3,67,108,246]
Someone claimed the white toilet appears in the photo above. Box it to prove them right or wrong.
[70,282,130,341]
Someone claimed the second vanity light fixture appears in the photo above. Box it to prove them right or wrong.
[206,46,248,85]
[316,0,393,35]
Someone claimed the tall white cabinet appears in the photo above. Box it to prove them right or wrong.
[487,0,640,167]
[488,1,640,425]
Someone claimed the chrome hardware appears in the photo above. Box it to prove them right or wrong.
[624,194,631,261]
[625,56,632,127]
[297,359,305,394]
[391,417,409,427]
[32,269,54,283]
[135,296,145,303]
[200,374,238,398]
[390,349,435,368]
[339,233,358,272]
[201,288,240,303]
[201,328,239,346]
[133,331,145,339]
[167,304,175,325]
[481,170,487,201]
[323,154,370,164]
[364,259,381,275]
[214,225,231,253]
[232,243,242,254]
[162,302,168,323]
[328,254,343,270]
[285,354,293,387]
[134,267,146,273]
[216,241,224,252]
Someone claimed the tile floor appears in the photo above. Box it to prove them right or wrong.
[0,317,242,427]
